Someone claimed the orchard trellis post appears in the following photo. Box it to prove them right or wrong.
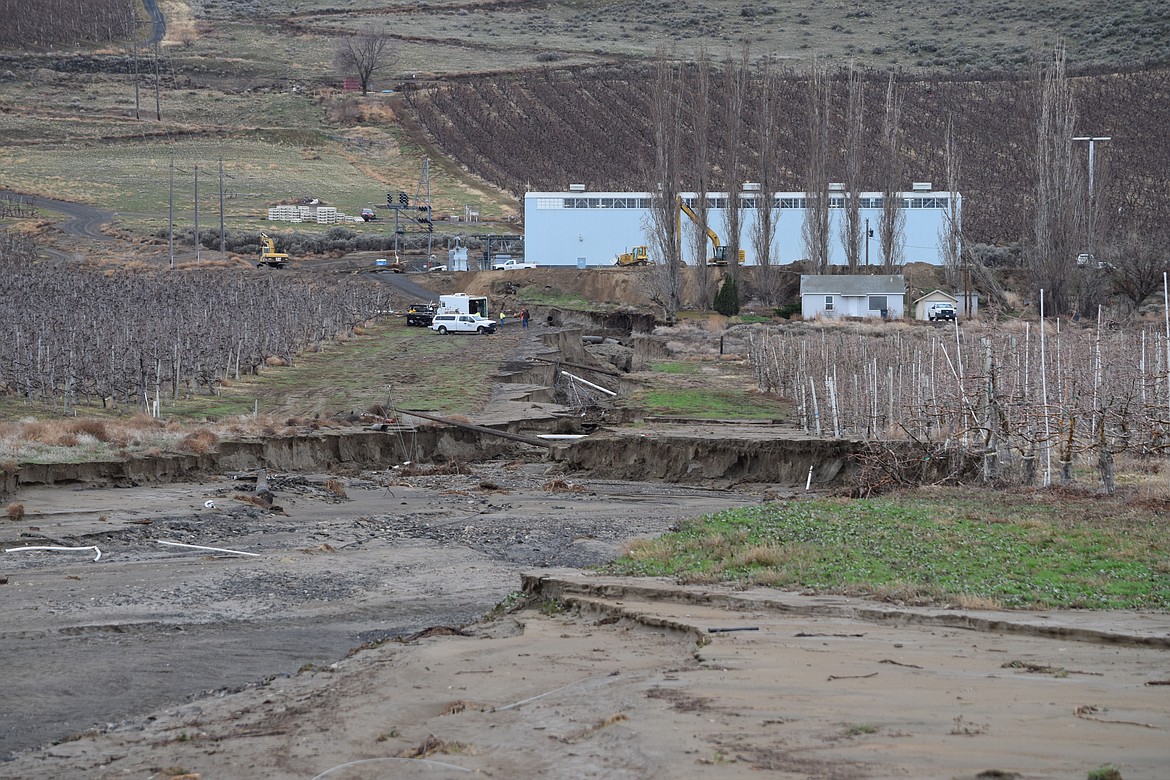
[748,312,1170,492]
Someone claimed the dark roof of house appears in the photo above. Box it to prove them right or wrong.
[800,275,906,296]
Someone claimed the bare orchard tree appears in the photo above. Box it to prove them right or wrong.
[750,55,783,305]
[1029,44,1084,316]
[645,52,685,321]
[878,72,905,273]
[1107,228,1170,313]
[939,113,963,290]
[840,62,864,273]
[721,47,749,288]
[334,26,398,96]
[801,58,832,274]
[689,47,714,309]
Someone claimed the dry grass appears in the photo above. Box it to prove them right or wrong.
[322,478,348,498]
[178,429,220,455]
[6,502,24,522]
[619,536,675,563]
[953,593,1004,610]
[396,734,476,758]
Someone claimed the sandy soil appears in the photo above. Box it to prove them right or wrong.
[0,464,755,764]
[4,473,1168,779]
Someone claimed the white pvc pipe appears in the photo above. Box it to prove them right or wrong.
[561,370,617,397]
[5,545,101,562]
[157,540,259,557]
[312,757,469,779]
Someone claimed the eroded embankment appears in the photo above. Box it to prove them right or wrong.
[3,426,532,496]
[523,572,1170,648]
[557,427,863,486]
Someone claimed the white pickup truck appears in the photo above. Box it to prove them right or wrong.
[430,313,498,335]
[492,258,539,271]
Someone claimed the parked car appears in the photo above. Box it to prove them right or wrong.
[430,313,497,335]
[928,302,957,322]
[492,258,539,271]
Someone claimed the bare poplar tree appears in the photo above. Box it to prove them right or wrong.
[645,52,685,321]
[689,47,714,309]
[750,55,783,305]
[801,59,832,274]
[721,47,749,289]
[940,113,963,290]
[878,72,905,273]
[1029,44,1083,315]
[841,62,864,273]
[333,26,398,96]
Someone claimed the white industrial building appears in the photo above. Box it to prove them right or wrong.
[523,186,959,268]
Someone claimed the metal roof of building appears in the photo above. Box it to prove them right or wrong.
[800,275,906,296]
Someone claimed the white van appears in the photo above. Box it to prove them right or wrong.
[430,313,497,335]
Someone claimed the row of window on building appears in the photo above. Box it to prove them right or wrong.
[536,196,951,210]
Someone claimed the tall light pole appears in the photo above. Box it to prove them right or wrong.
[1073,135,1110,262]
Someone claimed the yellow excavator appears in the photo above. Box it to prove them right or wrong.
[679,201,745,266]
[257,233,289,269]
[614,245,650,266]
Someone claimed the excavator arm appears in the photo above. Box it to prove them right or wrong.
[678,200,744,266]
[678,201,723,255]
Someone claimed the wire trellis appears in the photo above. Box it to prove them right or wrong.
[748,312,1170,491]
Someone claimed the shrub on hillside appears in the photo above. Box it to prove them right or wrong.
[713,276,740,317]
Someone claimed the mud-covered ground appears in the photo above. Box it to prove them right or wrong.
[0,462,758,759]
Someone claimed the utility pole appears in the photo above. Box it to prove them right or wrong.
[194,163,200,263]
[864,217,870,267]
[168,155,175,269]
[153,40,162,121]
[1073,135,1111,262]
[218,157,226,254]
[415,156,433,263]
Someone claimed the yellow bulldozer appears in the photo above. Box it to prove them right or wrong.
[614,245,650,266]
[257,233,289,269]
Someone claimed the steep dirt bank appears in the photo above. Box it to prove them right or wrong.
[3,426,538,497]
[559,424,864,486]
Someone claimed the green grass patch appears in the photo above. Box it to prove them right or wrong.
[636,388,783,420]
[166,319,494,420]
[650,361,701,375]
[607,490,1170,610]
[514,288,598,310]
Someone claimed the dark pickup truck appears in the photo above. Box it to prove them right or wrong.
[405,303,438,327]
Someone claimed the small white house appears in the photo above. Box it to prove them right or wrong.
[800,275,906,320]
